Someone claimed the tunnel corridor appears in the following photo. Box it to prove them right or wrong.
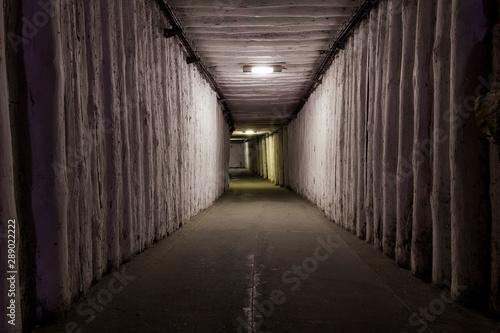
[1,0,500,332]
[33,169,500,332]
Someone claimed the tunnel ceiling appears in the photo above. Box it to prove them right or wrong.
[168,0,364,136]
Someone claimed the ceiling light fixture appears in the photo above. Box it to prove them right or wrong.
[243,65,283,73]
[234,130,258,135]
[252,67,273,74]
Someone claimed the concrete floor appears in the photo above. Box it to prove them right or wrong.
[35,169,500,333]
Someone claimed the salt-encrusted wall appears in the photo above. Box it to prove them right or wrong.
[251,0,498,315]
[247,132,285,187]
[490,1,500,316]
[0,0,230,329]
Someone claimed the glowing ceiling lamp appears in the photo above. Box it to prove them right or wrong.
[251,67,273,74]
[243,65,283,73]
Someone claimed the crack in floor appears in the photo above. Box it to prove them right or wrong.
[244,253,261,333]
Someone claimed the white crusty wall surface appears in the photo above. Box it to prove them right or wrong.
[249,0,498,315]
[0,0,230,329]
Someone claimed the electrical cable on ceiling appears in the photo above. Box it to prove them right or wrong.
[155,0,236,132]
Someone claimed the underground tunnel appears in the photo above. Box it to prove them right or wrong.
[1,0,500,332]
